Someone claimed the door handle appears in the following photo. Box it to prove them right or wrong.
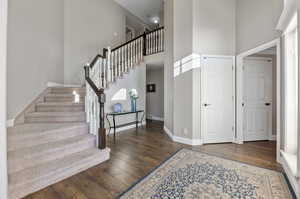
[265,103,271,106]
[204,103,211,107]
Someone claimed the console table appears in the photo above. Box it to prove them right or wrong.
[106,110,145,141]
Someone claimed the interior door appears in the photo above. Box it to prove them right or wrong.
[201,56,235,144]
[243,58,272,141]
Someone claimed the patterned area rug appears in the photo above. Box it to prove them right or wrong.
[119,149,294,199]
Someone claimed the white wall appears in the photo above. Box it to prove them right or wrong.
[64,0,126,85]
[173,0,193,60]
[236,0,283,54]
[105,65,146,127]
[7,0,65,119]
[193,0,236,56]
[173,0,236,141]
[164,0,174,132]
[0,0,8,197]
[146,68,164,120]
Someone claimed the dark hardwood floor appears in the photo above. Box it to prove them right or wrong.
[24,120,281,199]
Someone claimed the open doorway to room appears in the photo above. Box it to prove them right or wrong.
[237,39,281,163]
[243,47,277,142]
[146,63,164,127]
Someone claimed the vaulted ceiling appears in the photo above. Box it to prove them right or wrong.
[115,0,163,25]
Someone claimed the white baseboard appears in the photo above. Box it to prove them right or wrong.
[47,82,82,88]
[163,126,173,140]
[6,119,14,127]
[269,134,277,141]
[233,139,244,144]
[173,136,203,146]
[147,116,164,121]
[163,126,203,146]
[108,122,146,134]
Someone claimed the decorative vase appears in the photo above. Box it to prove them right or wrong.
[131,97,137,112]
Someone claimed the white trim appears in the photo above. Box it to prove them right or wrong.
[146,116,164,121]
[200,55,236,144]
[47,82,82,88]
[108,122,146,134]
[276,0,298,32]
[6,119,14,127]
[163,126,173,140]
[236,39,281,163]
[173,136,203,146]
[163,126,203,146]
[280,151,300,198]
[0,0,8,197]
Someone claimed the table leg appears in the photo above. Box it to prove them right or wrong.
[113,115,116,142]
[136,112,138,134]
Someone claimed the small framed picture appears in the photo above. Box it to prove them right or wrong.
[147,84,156,93]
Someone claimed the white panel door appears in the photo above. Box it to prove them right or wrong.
[201,56,235,144]
[243,58,272,141]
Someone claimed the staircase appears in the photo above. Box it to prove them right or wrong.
[8,87,110,199]
[85,27,164,149]
[7,26,164,199]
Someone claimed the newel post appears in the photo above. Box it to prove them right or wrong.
[98,88,106,149]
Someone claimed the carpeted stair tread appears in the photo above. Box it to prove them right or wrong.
[9,148,110,199]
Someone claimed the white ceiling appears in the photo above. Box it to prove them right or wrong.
[115,0,163,25]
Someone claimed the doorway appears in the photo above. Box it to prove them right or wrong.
[237,39,281,162]
[146,64,164,124]
[243,57,273,141]
[201,56,235,144]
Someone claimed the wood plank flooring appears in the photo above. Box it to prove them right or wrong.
[24,120,281,199]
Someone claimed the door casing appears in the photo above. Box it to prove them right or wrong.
[0,0,8,198]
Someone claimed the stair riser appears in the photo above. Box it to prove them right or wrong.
[8,125,88,151]
[25,115,86,123]
[8,139,96,173]
[45,96,84,103]
[51,88,85,95]
[9,151,110,199]
[36,105,84,112]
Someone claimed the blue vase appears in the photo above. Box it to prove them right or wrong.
[131,98,137,112]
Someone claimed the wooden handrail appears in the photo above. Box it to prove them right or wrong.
[84,65,106,150]
[112,34,144,52]
[111,26,164,52]
[84,26,165,150]
[146,26,164,34]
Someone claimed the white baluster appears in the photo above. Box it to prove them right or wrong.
[140,38,143,61]
[121,47,124,74]
[118,48,121,77]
